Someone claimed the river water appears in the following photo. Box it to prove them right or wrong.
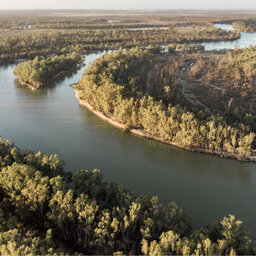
[0,24,256,237]
[203,23,256,51]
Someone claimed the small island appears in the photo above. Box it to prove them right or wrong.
[14,52,83,90]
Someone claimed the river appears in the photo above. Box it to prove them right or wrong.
[0,24,256,237]
[203,23,256,51]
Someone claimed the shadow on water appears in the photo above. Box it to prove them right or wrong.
[78,105,256,237]
[81,105,252,188]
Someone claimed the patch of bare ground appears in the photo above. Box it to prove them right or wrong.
[177,68,212,115]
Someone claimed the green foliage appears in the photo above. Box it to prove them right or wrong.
[0,228,64,255]
[168,43,205,53]
[14,52,83,88]
[0,137,254,254]
[0,23,239,62]
[76,48,255,160]
[0,163,50,221]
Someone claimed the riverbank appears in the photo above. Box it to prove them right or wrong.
[18,62,84,90]
[1,22,256,242]
[18,70,68,90]
[75,89,254,162]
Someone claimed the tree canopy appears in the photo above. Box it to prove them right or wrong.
[14,52,83,89]
[75,48,255,160]
[0,137,255,254]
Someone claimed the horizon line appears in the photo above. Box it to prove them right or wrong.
[1,8,256,11]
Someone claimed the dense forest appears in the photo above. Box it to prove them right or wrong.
[75,48,255,160]
[1,11,256,255]
[0,137,254,255]
[1,11,249,63]
[0,25,239,62]
[188,46,256,133]
[14,52,83,89]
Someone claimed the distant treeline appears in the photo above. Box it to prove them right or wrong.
[0,137,255,255]
[0,12,255,30]
[233,20,256,32]
[0,26,239,62]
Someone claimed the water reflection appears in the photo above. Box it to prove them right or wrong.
[203,23,256,51]
[81,108,252,187]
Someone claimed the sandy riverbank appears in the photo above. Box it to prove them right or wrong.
[75,89,255,162]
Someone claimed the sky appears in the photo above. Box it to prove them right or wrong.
[0,0,256,10]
